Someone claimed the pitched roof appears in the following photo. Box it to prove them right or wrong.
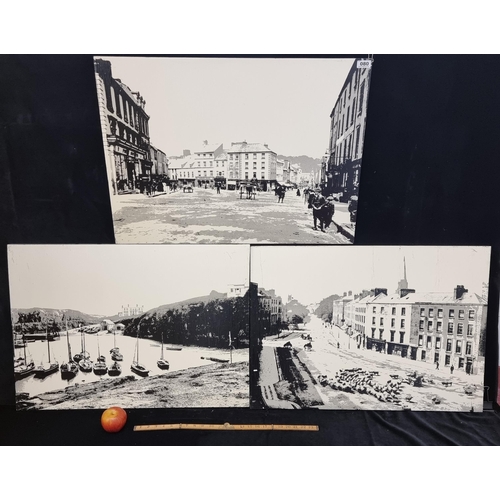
[371,291,487,306]
[193,143,222,153]
[226,142,275,154]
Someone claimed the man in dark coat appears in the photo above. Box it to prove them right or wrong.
[311,189,326,231]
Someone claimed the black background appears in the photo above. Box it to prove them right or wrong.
[1,54,499,445]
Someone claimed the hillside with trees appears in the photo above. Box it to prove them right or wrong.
[123,291,249,349]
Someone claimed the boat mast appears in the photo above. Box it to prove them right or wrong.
[161,331,164,360]
[66,319,72,362]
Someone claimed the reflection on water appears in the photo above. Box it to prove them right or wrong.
[15,330,248,397]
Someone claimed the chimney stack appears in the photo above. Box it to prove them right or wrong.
[374,288,388,297]
[348,290,352,296]
[454,285,468,300]
[400,288,415,298]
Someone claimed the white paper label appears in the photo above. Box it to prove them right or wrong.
[357,59,372,69]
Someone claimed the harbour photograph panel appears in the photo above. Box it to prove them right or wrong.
[8,244,250,410]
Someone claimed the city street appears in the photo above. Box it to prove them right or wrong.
[263,314,485,411]
[111,188,353,244]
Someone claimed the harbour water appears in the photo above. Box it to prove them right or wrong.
[15,328,248,398]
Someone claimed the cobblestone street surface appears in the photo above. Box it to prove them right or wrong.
[111,188,353,244]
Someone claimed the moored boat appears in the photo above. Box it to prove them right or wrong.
[108,361,122,376]
[131,331,149,377]
[34,329,59,378]
[60,319,79,380]
[93,330,107,376]
[157,332,169,370]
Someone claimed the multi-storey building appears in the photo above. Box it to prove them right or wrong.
[94,58,153,195]
[227,284,249,298]
[276,159,284,183]
[193,142,224,187]
[118,304,144,317]
[226,141,278,190]
[366,285,487,373]
[322,58,372,201]
[150,145,169,176]
[258,288,284,335]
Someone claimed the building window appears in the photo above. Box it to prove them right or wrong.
[399,332,405,343]
[253,162,257,168]
[458,358,464,369]
[401,307,406,316]
[446,339,452,352]
[245,162,248,168]
[253,172,257,178]
[209,171,213,176]
[449,309,455,318]
[445,355,450,366]
[418,335,423,346]
[391,318,395,328]
[392,307,396,315]
[380,306,385,314]
[436,337,441,350]
[457,323,463,335]
[437,321,442,332]
[427,321,433,331]
[261,174,265,179]
[459,310,464,319]
[372,317,375,325]
[245,154,248,160]
[467,324,474,336]
[421,350,426,361]
[469,309,475,320]
[456,340,462,354]
[245,173,249,180]
[359,81,365,113]
[390,331,395,342]
[380,318,384,326]
[466,342,472,355]
[373,306,376,313]
[371,329,375,338]
[420,308,425,317]
[426,336,432,349]
[261,162,265,167]
[429,308,434,318]
[379,329,383,340]
[447,323,453,334]
[438,309,443,318]
[399,319,405,328]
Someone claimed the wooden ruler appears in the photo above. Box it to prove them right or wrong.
[133,422,319,432]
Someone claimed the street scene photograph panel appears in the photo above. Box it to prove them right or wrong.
[8,244,250,410]
[94,56,372,244]
[250,246,491,411]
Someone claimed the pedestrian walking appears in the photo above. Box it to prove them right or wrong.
[435,361,439,370]
[216,183,221,194]
[450,364,454,375]
[278,185,285,203]
[296,188,301,196]
[324,195,337,231]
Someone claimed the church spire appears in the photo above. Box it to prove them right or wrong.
[396,257,409,294]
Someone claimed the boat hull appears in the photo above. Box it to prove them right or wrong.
[14,363,36,380]
[60,364,78,380]
[78,360,93,372]
[131,364,149,377]
[34,363,59,378]
[93,363,108,376]
[157,360,170,369]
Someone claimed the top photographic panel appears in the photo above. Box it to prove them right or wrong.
[93,56,373,244]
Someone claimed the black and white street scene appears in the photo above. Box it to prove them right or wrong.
[250,246,491,411]
[94,56,372,244]
[8,245,250,410]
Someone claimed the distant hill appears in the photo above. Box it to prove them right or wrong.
[11,308,105,334]
[277,155,322,174]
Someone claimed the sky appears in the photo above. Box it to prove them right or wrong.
[8,245,249,316]
[251,246,491,306]
[96,56,355,158]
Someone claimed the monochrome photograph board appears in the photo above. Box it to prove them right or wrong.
[250,245,491,412]
[8,244,250,410]
[93,56,373,245]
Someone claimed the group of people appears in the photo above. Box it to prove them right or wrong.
[306,188,338,233]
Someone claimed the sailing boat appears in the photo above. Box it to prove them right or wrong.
[34,327,59,378]
[14,336,35,380]
[73,327,90,363]
[131,331,149,377]
[60,320,79,380]
[78,331,93,372]
[93,330,108,376]
[157,331,169,370]
[110,329,123,361]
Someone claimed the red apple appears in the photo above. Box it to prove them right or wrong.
[101,406,127,433]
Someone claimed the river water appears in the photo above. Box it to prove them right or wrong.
[15,329,248,398]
